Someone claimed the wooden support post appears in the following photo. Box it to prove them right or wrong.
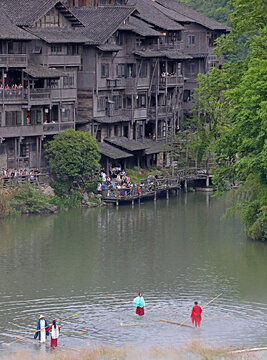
[176,189,179,196]
[206,175,210,187]
[184,179,188,193]
[138,196,141,205]
[154,191,157,201]
[166,189,169,200]
[132,199,134,207]
[116,199,119,207]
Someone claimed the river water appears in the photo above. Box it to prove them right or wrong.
[0,192,266,353]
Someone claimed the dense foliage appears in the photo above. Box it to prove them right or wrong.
[192,0,267,241]
[179,0,231,24]
[45,129,101,194]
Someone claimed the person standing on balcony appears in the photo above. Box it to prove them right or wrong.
[26,115,31,125]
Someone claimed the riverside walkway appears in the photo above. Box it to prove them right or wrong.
[102,168,212,206]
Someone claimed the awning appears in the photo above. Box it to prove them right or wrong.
[98,142,133,160]
[94,116,130,124]
[97,44,122,52]
[24,64,65,78]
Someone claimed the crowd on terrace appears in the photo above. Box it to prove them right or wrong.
[97,167,159,197]
[1,168,41,183]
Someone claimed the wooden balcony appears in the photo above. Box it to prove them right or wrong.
[0,88,26,103]
[0,122,75,138]
[134,108,147,119]
[0,54,27,68]
[159,75,184,88]
[43,55,81,67]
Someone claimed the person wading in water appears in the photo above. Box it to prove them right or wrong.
[34,315,49,343]
[133,292,145,316]
[46,319,60,348]
[191,301,202,327]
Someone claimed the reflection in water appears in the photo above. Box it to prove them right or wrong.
[0,193,266,351]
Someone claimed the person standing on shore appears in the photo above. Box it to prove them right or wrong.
[34,315,49,343]
[191,301,202,327]
[133,292,145,316]
[46,320,60,348]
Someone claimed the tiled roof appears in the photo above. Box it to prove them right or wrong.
[94,116,131,124]
[97,44,123,52]
[72,6,135,45]
[24,64,65,78]
[119,16,162,37]
[0,0,82,27]
[143,138,167,155]
[152,2,196,23]
[0,8,36,40]
[98,142,133,160]
[25,27,88,43]
[128,0,183,31]
[155,0,230,31]
[105,137,149,151]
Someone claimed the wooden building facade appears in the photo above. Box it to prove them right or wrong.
[0,0,229,171]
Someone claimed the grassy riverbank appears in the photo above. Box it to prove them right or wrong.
[2,343,267,360]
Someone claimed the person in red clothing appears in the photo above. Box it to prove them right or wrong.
[191,301,202,327]
[46,320,60,348]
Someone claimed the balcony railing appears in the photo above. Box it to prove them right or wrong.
[29,88,51,101]
[0,54,27,67]
[159,75,184,88]
[0,88,26,102]
[0,122,75,138]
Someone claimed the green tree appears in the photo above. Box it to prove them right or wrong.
[192,0,267,241]
[45,129,101,193]
[179,0,232,24]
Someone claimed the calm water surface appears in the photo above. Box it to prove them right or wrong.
[0,192,266,353]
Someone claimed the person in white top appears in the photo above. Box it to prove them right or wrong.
[47,319,60,348]
[34,314,49,343]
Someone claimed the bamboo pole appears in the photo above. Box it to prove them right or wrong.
[158,319,194,328]
[118,322,158,327]
[7,312,80,346]
[177,293,223,328]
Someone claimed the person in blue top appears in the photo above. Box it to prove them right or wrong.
[34,314,50,343]
[133,292,145,316]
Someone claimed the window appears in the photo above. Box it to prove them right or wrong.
[97,96,106,111]
[62,105,74,122]
[47,79,58,88]
[136,36,144,47]
[8,41,25,54]
[187,35,196,45]
[126,64,136,77]
[63,75,74,88]
[101,63,109,78]
[114,125,119,136]
[116,32,123,45]
[137,61,147,78]
[26,110,42,125]
[123,96,132,109]
[183,90,191,102]
[67,44,78,55]
[136,94,146,108]
[51,44,62,54]
[113,95,121,110]
[189,63,195,74]
[5,111,21,126]
[116,64,125,77]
